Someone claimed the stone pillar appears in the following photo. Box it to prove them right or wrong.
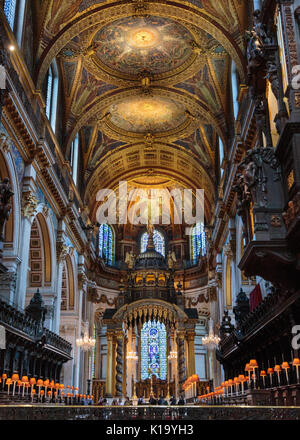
[115,331,124,397]
[177,331,186,394]
[186,331,196,377]
[53,221,68,334]
[16,165,38,309]
[105,332,114,397]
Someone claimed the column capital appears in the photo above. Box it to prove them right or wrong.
[21,191,38,220]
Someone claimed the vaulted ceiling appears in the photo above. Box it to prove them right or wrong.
[34,0,249,225]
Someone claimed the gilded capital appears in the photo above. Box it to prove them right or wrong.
[21,191,38,219]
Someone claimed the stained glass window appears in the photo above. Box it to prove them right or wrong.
[191,222,206,262]
[141,321,167,380]
[141,229,165,256]
[99,224,114,265]
[4,0,17,29]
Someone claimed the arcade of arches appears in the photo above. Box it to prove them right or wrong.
[0,0,300,409]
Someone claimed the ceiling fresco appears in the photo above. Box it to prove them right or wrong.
[92,16,194,76]
[34,0,248,224]
[109,96,187,134]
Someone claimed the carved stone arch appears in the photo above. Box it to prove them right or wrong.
[61,253,76,311]
[0,148,20,255]
[28,210,53,289]
[34,204,57,286]
[35,1,246,91]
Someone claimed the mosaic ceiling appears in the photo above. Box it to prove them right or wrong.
[93,16,194,76]
[35,0,248,223]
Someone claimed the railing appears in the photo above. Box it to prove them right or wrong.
[0,296,72,356]
[0,405,299,420]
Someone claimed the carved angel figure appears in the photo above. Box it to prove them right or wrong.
[167,250,176,269]
[0,178,14,241]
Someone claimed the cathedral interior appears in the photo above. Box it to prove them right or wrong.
[0,0,300,419]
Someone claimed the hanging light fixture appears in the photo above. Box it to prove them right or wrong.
[202,318,220,350]
[76,329,96,351]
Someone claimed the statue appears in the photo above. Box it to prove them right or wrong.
[125,250,135,269]
[0,178,14,241]
[167,250,176,269]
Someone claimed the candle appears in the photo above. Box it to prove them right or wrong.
[281,362,290,385]
[6,378,12,395]
[267,368,274,387]
[260,371,267,388]
[17,380,22,395]
[12,374,19,396]
[274,365,281,386]
[21,376,29,397]
[2,374,7,389]
[293,358,300,384]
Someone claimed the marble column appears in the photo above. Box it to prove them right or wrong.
[53,221,68,334]
[177,331,186,394]
[186,331,196,377]
[105,332,114,397]
[115,331,124,397]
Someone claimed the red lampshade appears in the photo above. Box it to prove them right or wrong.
[293,358,300,366]
[12,374,19,381]
[40,390,45,395]
[245,363,251,372]
[274,365,281,372]
[17,380,22,386]
[249,359,258,368]
[37,379,43,386]
[267,368,274,374]
[281,362,289,369]
[21,376,29,383]
[238,375,245,381]
[2,374,7,379]
[260,370,267,377]
[44,379,49,386]
[30,378,36,385]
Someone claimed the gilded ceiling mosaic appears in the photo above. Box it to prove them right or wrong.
[109,96,187,134]
[93,16,194,76]
[34,0,248,221]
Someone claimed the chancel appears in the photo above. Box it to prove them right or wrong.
[0,0,300,422]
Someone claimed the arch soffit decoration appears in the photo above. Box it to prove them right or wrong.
[112,298,189,323]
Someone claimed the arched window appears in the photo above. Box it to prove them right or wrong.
[231,61,239,119]
[98,224,114,266]
[141,321,167,380]
[190,222,206,262]
[4,0,26,45]
[70,134,79,185]
[45,60,58,132]
[141,229,165,256]
[219,137,224,179]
